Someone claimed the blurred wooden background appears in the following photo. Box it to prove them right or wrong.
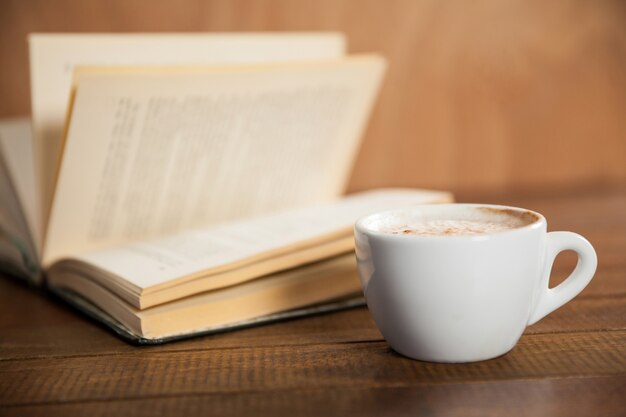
[0,0,625,194]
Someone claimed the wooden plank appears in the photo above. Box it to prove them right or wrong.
[527,295,626,334]
[581,269,626,298]
[0,305,382,361]
[1,293,625,360]
[1,375,625,417]
[1,270,625,360]
[1,330,625,406]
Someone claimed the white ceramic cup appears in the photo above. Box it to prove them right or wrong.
[354,204,597,363]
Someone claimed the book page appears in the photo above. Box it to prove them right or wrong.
[0,118,41,256]
[48,254,362,341]
[29,32,346,234]
[0,140,39,280]
[43,55,387,265]
[54,189,452,291]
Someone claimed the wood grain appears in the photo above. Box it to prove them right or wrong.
[0,0,624,193]
[0,281,624,362]
[1,331,625,406]
[1,376,625,417]
[1,279,625,361]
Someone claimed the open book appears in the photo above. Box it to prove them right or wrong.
[0,33,452,343]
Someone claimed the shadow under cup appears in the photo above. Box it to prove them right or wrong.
[354,204,597,363]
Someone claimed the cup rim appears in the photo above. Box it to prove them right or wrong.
[354,203,546,240]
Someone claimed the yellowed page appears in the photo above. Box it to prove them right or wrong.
[48,254,360,340]
[28,32,346,234]
[51,189,452,294]
[43,56,387,265]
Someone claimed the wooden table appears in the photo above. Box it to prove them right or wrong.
[1,188,625,416]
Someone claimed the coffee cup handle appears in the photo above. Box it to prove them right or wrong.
[527,232,597,325]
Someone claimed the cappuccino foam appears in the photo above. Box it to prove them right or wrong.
[388,219,521,236]
[376,207,539,237]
